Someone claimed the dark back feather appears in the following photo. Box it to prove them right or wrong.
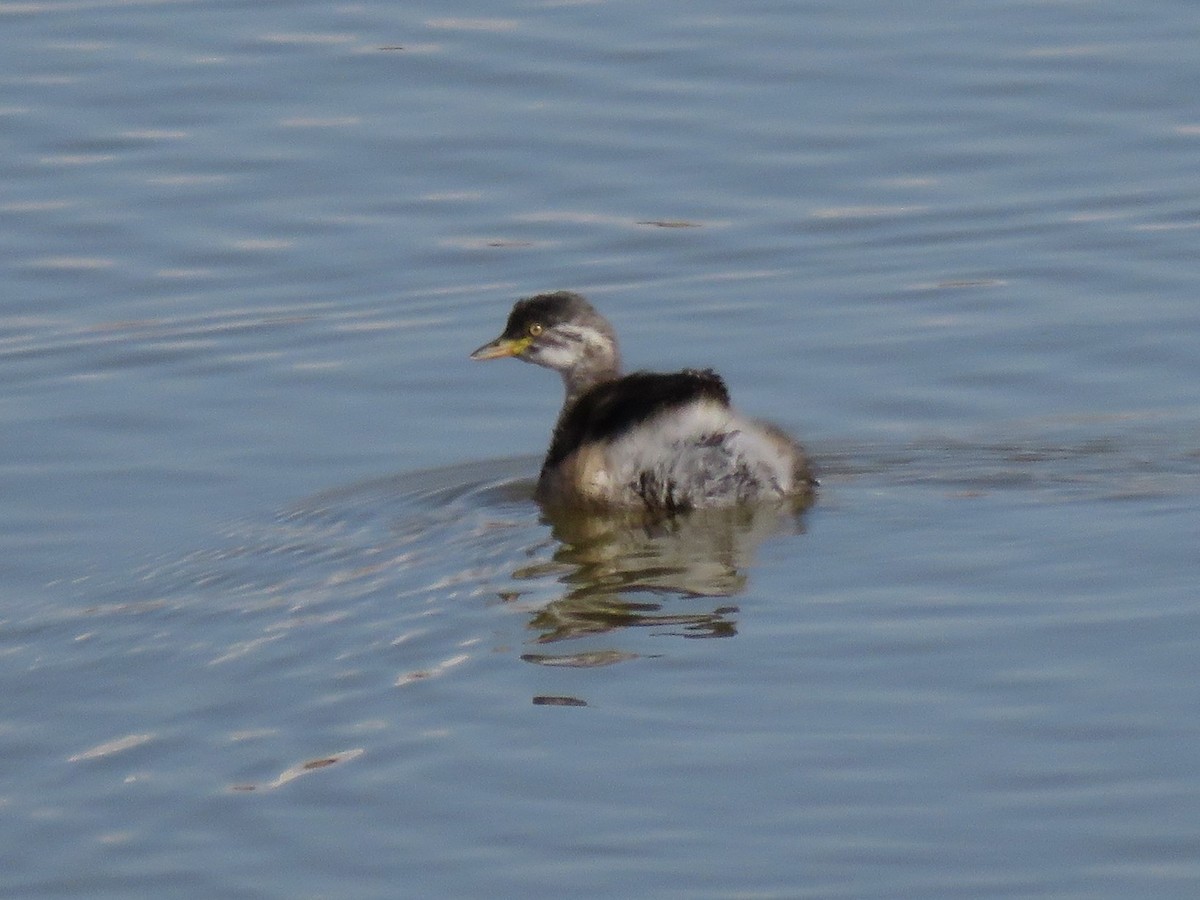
[542,369,730,475]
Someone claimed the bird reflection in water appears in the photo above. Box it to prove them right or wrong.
[513,500,809,657]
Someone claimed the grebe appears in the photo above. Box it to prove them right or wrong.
[470,291,815,512]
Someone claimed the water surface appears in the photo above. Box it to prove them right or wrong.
[2,0,1199,896]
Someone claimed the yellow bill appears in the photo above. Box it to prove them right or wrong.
[469,336,530,360]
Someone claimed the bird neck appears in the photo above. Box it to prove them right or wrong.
[543,363,619,486]
[543,351,620,483]
[559,346,620,409]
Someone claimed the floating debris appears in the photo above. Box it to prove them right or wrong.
[532,695,587,707]
[231,748,365,792]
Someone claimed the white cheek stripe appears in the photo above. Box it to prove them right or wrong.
[526,324,609,370]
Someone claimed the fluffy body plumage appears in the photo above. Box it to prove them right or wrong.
[470,291,815,511]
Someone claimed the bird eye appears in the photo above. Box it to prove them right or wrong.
[527,323,543,337]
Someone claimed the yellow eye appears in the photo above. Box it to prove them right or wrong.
[527,322,543,337]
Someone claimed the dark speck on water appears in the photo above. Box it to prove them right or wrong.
[532,695,589,707]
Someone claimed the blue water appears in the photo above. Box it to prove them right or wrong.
[2,0,1199,896]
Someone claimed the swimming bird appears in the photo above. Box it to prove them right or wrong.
[470,291,815,512]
